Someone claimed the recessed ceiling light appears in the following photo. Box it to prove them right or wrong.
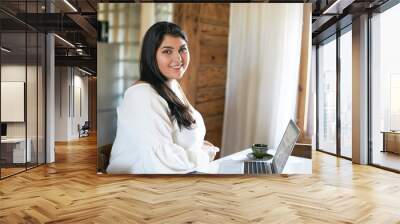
[77,67,93,76]
[322,0,354,15]
[54,34,75,48]
[1,47,11,53]
[63,0,78,12]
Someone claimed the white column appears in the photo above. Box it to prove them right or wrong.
[46,32,55,163]
[352,14,369,164]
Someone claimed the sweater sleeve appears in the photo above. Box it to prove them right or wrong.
[106,86,209,174]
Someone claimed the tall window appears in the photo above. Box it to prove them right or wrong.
[340,29,352,158]
[96,3,174,162]
[390,74,400,130]
[317,37,337,154]
[317,26,353,159]
[371,2,400,171]
[0,1,46,179]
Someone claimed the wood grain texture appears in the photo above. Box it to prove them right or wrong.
[197,99,225,117]
[196,86,225,103]
[197,65,227,88]
[1,135,400,223]
[296,4,312,144]
[0,167,25,178]
[204,115,224,132]
[199,4,230,25]
[174,4,230,148]
[199,22,229,37]
[385,133,400,154]
[199,45,228,65]
[175,3,201,106]
[205,129,223,152]
[199,34,228,48]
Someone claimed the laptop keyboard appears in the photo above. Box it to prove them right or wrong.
[244,161,273,175]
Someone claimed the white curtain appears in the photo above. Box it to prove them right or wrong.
[221,4,304,156]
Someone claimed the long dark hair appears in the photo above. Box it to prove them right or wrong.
[139,21,195,130]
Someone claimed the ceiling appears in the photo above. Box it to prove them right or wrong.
[311,0,391,44]
[1,0,397,75]
[0,0,98,75]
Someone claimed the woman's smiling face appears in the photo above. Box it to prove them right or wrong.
[156,35,190,80]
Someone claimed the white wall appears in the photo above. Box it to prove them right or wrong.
[54,67,89,141]
[1,65,39,137]
[1,66,26,139]
[72,73,89,138]
[1,64,46,164]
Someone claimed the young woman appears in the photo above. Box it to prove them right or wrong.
[106,22,219,174]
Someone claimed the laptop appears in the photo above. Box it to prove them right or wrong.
[219,120,300,175]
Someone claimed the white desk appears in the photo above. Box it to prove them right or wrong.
[196,148,312,174]
[1,138,31,163]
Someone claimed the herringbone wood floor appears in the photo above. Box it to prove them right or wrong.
[1,135,400,223]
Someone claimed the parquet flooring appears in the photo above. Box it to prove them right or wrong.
[1,167,26,178]
[372,150,400,171]
[1,134,400,223]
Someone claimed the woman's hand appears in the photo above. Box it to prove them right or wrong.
[203,140,214,147]
[202,141,219,162]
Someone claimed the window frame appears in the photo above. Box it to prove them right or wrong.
[315,24,352,161]
[367,0,400,173]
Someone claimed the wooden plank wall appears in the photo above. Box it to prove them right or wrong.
[174,4,230,149]
[296,4,312,144]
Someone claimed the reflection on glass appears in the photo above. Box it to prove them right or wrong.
[371,3,400,171]
[390,75,400,130]
[97,3,174,149]
[340,30,352,158]
[27,32,38,169]
[38,32,46,165]
[0,1,46,179]
[318,38,337,154]
[1,31,27,177]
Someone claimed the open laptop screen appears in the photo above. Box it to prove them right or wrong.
[272,120,300,173]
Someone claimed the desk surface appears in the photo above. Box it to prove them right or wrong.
[196,148,312,174]
[381,131,400,134]
[1,138,27,143]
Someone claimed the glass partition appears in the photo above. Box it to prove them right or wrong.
[339,29,352,158]
[1,31,28,177]
[317,37,337,155]
[38,32,45,165]
[371,3,400,171]
[27,31,38,169]
[0,1,46,179]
